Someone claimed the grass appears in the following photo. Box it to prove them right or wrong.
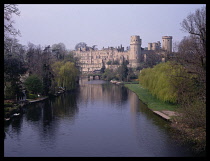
[123,81,139,84]
[124,84,178,111]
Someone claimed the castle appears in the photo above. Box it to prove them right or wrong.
[74,35,172,73]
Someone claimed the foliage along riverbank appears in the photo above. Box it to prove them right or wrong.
[4,87,67,121]
[124,83,206,154]
[124,84,178,112]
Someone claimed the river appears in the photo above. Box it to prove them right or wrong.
[4,78,200,157]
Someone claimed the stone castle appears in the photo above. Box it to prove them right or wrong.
[74,35,172,73]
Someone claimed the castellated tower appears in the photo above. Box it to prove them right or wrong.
[130,35,141,67]
[162,36,172,53]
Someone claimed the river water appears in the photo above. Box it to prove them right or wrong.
[4,79,199,157]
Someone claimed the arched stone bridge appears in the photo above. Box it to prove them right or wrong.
[87,73,102,80]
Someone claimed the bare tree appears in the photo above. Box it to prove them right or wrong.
[169,7,206,150]
[75,42,87,51]
[173,6,206,89]
[181,6,206,53]
[144,51,162,68]
[52,43,67,60]
[92,45,97,50]
[4,4,20,38]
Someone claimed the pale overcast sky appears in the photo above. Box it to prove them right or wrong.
[13,4,205,50]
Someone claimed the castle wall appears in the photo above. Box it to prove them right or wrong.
[74,48,131,73]
[74,35,171,73]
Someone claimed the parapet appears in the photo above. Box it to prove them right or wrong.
[162,36,172,39]
[130,35,141,45]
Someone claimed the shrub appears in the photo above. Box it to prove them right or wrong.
[4,102,13,107]
[24,75,43,94]
[28,93,38,99]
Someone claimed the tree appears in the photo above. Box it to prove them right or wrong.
[52,43,67,60]
[42,46,54,95]
[116,60,128,81]
[100,62,106,73]
[64,51,80,64]
[52,61,79,91]
[24,75,43,94]
[25,43,55,95]
[102,68,116,81]
[168,7,206,151]
[4,4,20,38]
[106,60,112,65]
[181,6,206,53]
[42,63,54,95]
[127,68,137,80]
[92,45,97,50]
[171,6,206,103]
[113,60,120,65]
[4,52,27,100]
[75,42,87,51]
[144,51,162,68]
[4,37,27,99]
[26,43,43,77]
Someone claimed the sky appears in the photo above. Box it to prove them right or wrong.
[13,4,205,50]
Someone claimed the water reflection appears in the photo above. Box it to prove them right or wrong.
[5,78,199,157]
[50,92,78,118]
[78,79,128,109]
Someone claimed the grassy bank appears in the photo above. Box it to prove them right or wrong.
[124,84,178,111]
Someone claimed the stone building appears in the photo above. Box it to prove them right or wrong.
[73,35,172,73]
[162,36,173,53]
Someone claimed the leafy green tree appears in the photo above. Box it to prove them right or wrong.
[102,68,116,81]
[116,60,128,81]
[139,61,190,103]
[24,75,43,94]
[127,68,137,80]
[52,61,79,91]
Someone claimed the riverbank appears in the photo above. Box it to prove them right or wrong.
[124,84,179,121]
[124,83,206,154]
[4,96,49,121]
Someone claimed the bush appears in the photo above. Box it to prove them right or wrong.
[28,94,38,99]
[4,102,13,107]
[24,75,43,94]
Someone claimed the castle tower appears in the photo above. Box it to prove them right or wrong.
[162,36,172,53]
[130,35,141,67]
[148,43,152,50]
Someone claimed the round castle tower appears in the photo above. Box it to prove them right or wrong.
[130,35,141,66]
[162,36,172,53]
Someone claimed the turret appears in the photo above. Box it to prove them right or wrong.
[130,35,141,63]
[162,36,172,53]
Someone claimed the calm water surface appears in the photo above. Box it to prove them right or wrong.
[4,79,199,157]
